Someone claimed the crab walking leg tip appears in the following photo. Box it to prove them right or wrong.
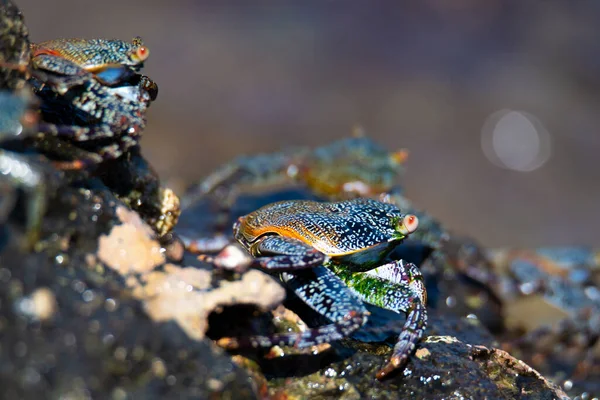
[376,362,397,381]
[376,353,409,380]
[216,337,240,349]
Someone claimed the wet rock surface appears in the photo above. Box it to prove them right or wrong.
[0,183,266,399]
[257,313,568,399]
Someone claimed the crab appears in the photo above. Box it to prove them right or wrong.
[27,38,157,166]
[198,198,427,380]
[0,23,158,167]
[25,37,175,233]
[183,132,408,209]
[0,0,174,245]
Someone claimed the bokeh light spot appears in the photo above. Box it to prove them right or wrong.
[481,110,551,172]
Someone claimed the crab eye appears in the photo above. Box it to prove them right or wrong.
[402,214,419,234]
[390,149,409,165]
[135,46,149,61]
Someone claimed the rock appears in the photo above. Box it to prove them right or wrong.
[0,181,284,399]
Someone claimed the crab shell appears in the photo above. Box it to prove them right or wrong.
[301,136,409,197]
[30,37,149,73]
[235,198,419,256]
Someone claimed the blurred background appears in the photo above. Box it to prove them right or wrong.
[18,0,600,248]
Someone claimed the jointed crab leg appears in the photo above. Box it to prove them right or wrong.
[218,265,368,349]
[330,260,428,380]
[32,135,103,170]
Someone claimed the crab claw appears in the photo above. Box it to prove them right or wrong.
[399,214,419,236]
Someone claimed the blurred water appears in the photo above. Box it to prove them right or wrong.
[18,0,600,247]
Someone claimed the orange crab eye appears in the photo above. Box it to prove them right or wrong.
[135,46,149,61]
[403,214,419,234]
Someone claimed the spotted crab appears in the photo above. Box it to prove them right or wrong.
[27,37,157,166]
[0,0,176,245]
[194,198,426,380]
[0,16,157,167]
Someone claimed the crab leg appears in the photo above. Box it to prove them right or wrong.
[330,260,428,380]
[34,122,141,163]
[188,151,303,203]
[218,265,368,349]
[33,77,146,142]
[32,136,103,170]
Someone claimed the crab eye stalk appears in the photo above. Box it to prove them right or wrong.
[398,214,419,236]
